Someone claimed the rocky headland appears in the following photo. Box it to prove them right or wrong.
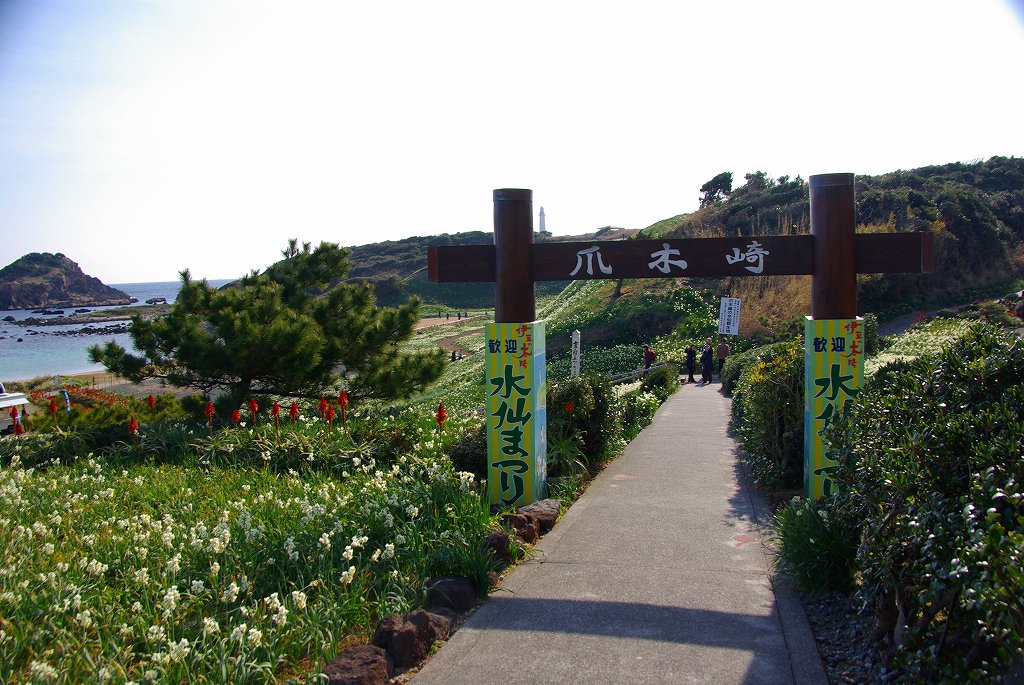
[0,252,134,310]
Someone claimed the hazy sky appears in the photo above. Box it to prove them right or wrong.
[1,1,1023,283]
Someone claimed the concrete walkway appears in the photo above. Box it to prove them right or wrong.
[413,382,827,685]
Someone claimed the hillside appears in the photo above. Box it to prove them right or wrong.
[0,253,133,310]
[644,157,1024,330]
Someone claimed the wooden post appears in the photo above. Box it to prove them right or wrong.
[810,173,857,319]
[493,189,535,323]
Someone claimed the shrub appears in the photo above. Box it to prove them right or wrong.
[618,390,661,442]
[731,340,803,489]
[577,372,618,462]
[639,363,679,401]
[827,324,1024,682]
[772,496,858,592]
[446,418,488,483]
[546,372,619,468]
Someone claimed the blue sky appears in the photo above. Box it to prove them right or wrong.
[1,1,1023,283]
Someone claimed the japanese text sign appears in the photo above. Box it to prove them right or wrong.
[718,297,741,336]
[485,322,547,507]
[804,317,864,499]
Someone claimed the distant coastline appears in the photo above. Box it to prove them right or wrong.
[0,279,232,383]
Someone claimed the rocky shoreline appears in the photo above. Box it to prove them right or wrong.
[3,304,168,328]
[0,322,131,340]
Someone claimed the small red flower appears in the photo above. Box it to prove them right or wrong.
[231,409,241,426]
[337,390,349,424]
[204,401,215,421]
[49,398,58,417]
[248,398,259,423]
[147,394,156,412]
[289,402,299,422]
[565,401,575,414]
[128,416,139,438]
[271,401,281,430]
[435,402,447,431]
[325,404,336,423]
[318,396,328,418]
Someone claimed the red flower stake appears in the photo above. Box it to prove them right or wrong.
[128,416,139,441]
[318,396,329,419]
[324,404,336,433]
[9,407,22,436]
[271,401,281,433]
[337,390,349,425]
[231,409,241,427]
[248,398,259,425]
[147,394,156,414]
[289,402,299,423]
[49,398,58,426]
[204,401,215,433]
[435,402,447,433]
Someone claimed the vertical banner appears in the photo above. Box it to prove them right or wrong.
[570,330,581,377]
[719,297,741,336]
[485,322,547,508]
[804,317,864,499]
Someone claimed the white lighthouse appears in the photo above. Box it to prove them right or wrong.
[539,206,548,234]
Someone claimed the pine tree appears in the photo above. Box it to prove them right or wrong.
[89,240,446,407]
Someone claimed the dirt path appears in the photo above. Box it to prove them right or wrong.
[437,328,484,357]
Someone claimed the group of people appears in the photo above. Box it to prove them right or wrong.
[683,337,730,384]
[640,337,731,384]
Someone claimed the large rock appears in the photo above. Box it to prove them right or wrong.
[0,252,133,310]
[481,529,512,564]
[322,644,392,685]
[373,609,453,667]
[518,498,561,533]
[426,576,478,613]
[501,512,539,544]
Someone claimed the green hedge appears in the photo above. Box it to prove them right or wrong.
[729,340,804,489]
[826,324,1024,683]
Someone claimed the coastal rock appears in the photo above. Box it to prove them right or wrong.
[0,252,132,309]
[321,644,392,685]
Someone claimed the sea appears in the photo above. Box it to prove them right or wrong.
[0,280,233,384]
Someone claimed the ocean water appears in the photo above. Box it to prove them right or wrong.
[0,279,233,383]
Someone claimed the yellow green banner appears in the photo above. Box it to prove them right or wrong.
[804,317,864,499]
[485,322,547,508]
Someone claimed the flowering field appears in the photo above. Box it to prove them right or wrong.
[864,318,975,377]
[0,411,493,684]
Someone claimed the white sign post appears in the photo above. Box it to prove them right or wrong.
[570,330,581,377]
[718,297,741,336]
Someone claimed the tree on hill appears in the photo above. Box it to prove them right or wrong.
[89,240,447,408]
[699,171,733,208]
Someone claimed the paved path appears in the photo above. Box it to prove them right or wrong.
[413,382,826,685]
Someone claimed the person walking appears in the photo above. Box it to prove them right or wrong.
[684,343,697,383]
[716,337,731,380]
[642,343,656,370]
[700,338,714,383]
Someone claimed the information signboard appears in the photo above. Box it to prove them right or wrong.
[718,297,741,336]
[485,322,547,507]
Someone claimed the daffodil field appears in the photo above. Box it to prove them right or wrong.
[0,410,494,684]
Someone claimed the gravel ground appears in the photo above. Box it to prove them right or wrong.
[802,591,895,684]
